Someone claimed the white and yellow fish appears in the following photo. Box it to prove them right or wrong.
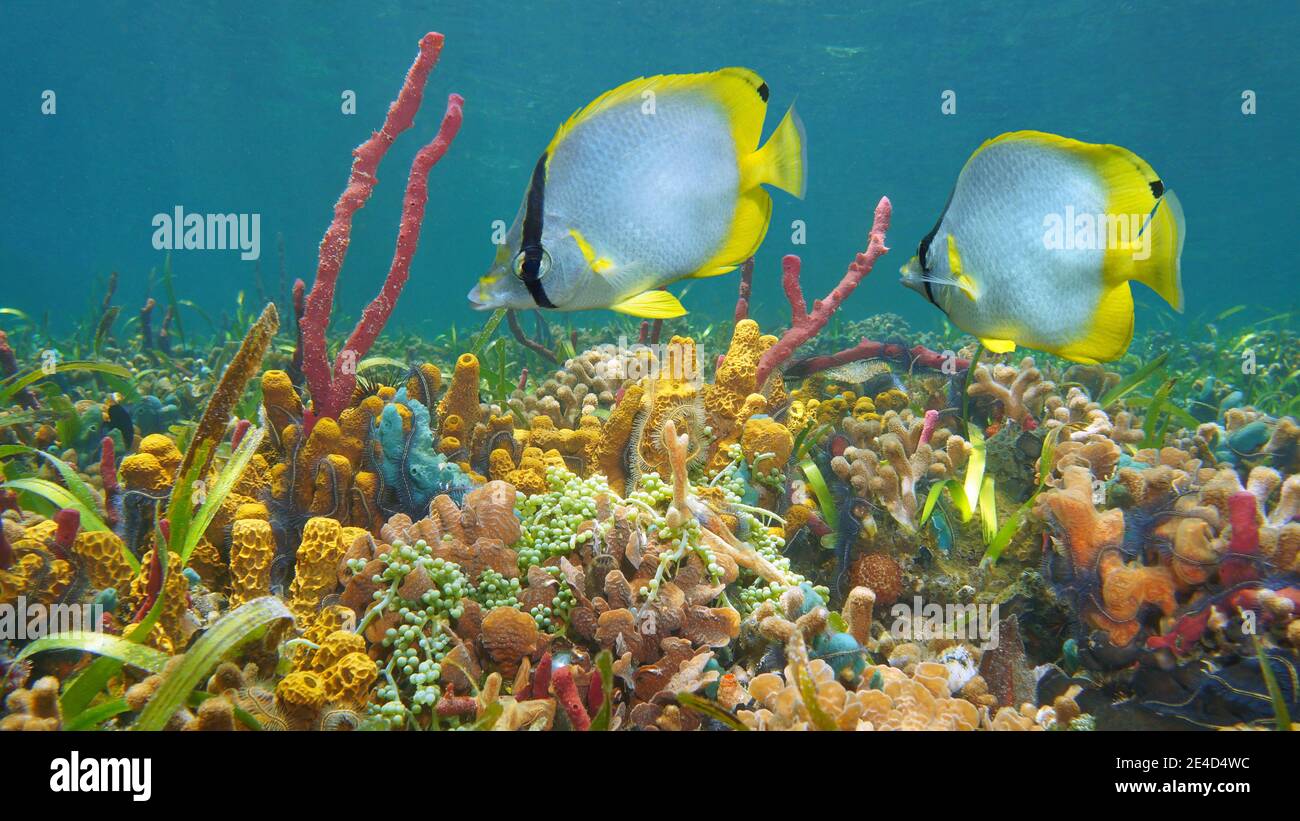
[900,130,1185,364]
[467,68,806,318]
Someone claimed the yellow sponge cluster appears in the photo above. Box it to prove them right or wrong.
[289,517,347,623]
[71,530,134,593]
[228,519,275,607]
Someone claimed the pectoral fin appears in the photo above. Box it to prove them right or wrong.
[611,290,687,318]
[946,235,978,301]
[570,229,615,275]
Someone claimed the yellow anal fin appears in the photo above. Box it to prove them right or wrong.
[687,265,737,279]
[570,228,615,275]
[980,337,1017,354]
[1052,283,1135,364]
[611,289,687,319]
[741,102,806,198]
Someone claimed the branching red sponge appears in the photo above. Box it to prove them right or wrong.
[755,197,892,385]
[300,32,465,424]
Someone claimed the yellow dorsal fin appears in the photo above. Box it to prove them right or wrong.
[611,289,686,319]
[1052,283,1135,364]
[740,102,806,198]
[569,229,614,275]
[546,68,769,158]
[946,235,978,300]
[980,337,1017,354]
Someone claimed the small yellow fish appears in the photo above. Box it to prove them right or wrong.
[900,130,1185,364]
[468,68,806,318]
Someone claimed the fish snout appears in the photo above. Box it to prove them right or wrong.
[899,256,927,296]
[467,281,496,310]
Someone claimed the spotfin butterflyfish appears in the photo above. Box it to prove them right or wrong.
[900,130,1185,364]
[468,68,806,318]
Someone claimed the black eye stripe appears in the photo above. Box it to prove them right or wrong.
[519,151,556,308]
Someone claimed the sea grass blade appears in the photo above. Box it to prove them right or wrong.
[0,361,132,406]
[1097,352,1168,407]
[133,596,293,731]
[589,649,614,731]
[179,422,266,565]
[676,692,748,731]
[1253,635,1293,731]
[0,477,110,532]
[0,444,107,521]
[17,631,169,673]
[469,308,506,358]
[63,697,131,731]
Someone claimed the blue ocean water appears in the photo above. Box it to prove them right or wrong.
[2,0,1296,338]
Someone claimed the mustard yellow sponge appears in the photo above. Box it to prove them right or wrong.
[294,418,342,510]
[289,516,345,617]
[306,629,367,673]
[742,416,793,475]
[228,518,275,607]
[706,319,763,427]
[260,369,303,431]
[137,434,182,478]
[275,670,326,730]
[592,383,644,494]
[406,362,443,406]
[505,446,548,495]
[438,353,481,432]
[71,530,133,593]
[119,452,170,494]
[321,652,378,709]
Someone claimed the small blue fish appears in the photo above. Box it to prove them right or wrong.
[930,506,953,553]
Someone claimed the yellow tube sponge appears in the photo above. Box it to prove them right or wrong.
[228,519,275,607]
[274,671,326,730]
[138,434,183,478]
[742,416,793,475]
[321,651,378,709]
[289,516,345,616]
[71,530,133,593]
[438,353,481,432]
[260,369,303,432]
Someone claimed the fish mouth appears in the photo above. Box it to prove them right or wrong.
[466,283,494,310]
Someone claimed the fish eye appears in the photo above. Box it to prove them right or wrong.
[512,248,552,281]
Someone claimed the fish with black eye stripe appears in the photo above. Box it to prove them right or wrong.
[468,68,805,318]
[901,130,1185,364]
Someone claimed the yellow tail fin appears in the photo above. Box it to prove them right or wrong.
[743,102,806,198]
[1131,190,1185,312]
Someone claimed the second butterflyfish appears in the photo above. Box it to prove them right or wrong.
[901,130,1185,364]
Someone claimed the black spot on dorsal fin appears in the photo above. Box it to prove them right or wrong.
[756,82,769,102]
[1150,179,1165,198]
